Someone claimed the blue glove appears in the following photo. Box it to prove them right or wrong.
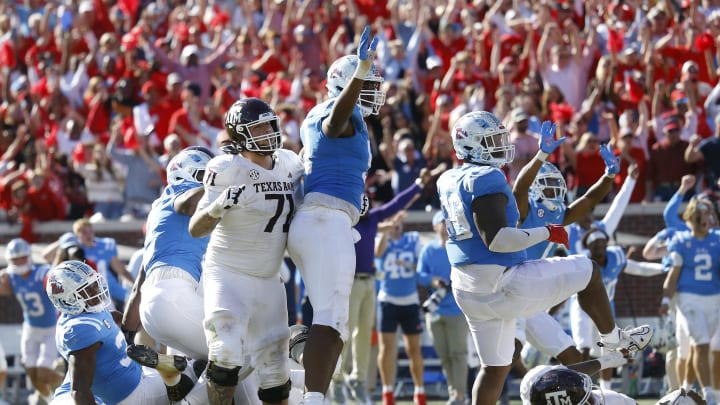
[357,26,378,61]
[537,121,565,154]
[600,144,620,175]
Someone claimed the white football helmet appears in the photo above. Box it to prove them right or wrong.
[5,238,32,275]
[46,260,110,315]
[326,55,386,117]
[451,111,515,167]
[529,162,567,212]
[166,146,215,185]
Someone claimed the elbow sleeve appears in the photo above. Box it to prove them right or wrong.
[488,227,550,253]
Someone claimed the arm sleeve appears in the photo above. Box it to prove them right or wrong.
[488,226,550,253]
[624,260,665,277]
[371,183,422,222]
[601,176,636,236]
[663,191,686,229]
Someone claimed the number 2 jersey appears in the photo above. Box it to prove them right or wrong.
[54,310,141,404]
[198,149,304,278]
[8,264,57,327]
[669,230,720,295]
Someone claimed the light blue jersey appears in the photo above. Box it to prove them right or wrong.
[54,310,142,404]
[9,264,57,327]
[593,245,627,302]
[300,99,371,210]
[567,221,606,255]
[521,199,566,260]
[83,239,125,302]
[378,232,422,298]
[652,227,680,272]
[143,183,209,281]
[669,231,720,295]
[416,240,463,317]
[437,164,525,267]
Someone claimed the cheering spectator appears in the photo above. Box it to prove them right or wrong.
[646,119,695,202]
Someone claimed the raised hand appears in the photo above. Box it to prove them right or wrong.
[546,224,569,248]
[537,120,565,154]
[355,26,378,80]
[208,185,246,218]
[357,26,379,61]
[600,144,620,175]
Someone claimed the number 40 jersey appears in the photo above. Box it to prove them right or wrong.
[198,150,304,278]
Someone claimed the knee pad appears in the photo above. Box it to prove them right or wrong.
[166,373,195,401]
[257,379,291,404]
[207,362,242,387]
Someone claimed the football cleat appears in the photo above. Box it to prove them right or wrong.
[598,325,654,353]
[289,324,310,364]
[127,344,187,373]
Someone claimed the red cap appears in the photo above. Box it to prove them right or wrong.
[664,120,680,132]
[671,89,688,103]
[142,81,159,94]
[210,12,230,28]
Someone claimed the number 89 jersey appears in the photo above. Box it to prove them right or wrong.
[669,230,720,295]
[199,150,304,278]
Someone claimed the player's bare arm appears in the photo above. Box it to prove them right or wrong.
[0,271,11,296]
[174,187,206,216]
[69,342,101,405]
[564,144,622,225]
[122,267,146,343]
[472,193,510,246]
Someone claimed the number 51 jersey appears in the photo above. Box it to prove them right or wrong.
[198,149,304,278]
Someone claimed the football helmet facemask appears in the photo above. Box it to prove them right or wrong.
[529,162,567,212]
[166,146,215,185]
[529,368,593,405]
[451,111,515,167]
[5,238,32,275]
[326,55,386,117]
[224,98,282,155]
[46,260,110,315]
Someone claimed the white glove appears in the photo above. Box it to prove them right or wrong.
[208,185,246,218]
[597,350,628,370]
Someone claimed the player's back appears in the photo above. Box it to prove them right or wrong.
[203,150,304,278]
[437,164,525,268]
[670,231,720,295]
[521,199,566,259]
[9,264,57,327]
[143,182,209,281]
[300,99,370,209]
[55,310,142,404]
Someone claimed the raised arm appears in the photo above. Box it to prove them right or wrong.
[513,121,563,221]
[663,175,695,229]
[564,145,622,226]
[322,26,377,138]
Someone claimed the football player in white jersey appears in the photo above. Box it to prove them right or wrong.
[286,26,385,405]
[189,97,304,405]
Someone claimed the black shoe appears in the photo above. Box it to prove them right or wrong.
[127,344,187,372]
[289,324,309,363]
[192,359,208,379]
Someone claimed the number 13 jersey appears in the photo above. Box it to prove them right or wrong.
[198,149,304,278]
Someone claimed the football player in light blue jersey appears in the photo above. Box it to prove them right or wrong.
[375,212,426,405]
[661,198,720,404]
[510,123,632,368]
[0,238,63,402]
[436,110,653,405]
[47,261,204,405]
[133,146,214,360]
[286,26,386,405]
[72,218,135,311]
[571,228,664,391]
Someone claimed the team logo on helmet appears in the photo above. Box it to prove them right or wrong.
[51,279,65,295]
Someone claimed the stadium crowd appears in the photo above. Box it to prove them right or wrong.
[2,0,720,404]
[2,0,720,241]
